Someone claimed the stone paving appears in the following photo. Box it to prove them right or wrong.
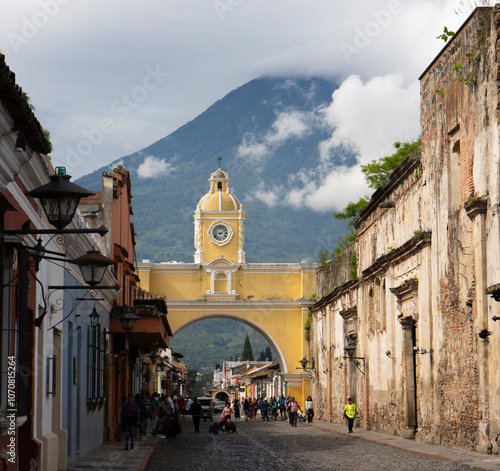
[66,418,500,471]
[146,419,476,471]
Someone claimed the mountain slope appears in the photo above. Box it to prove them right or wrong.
[77,76,352,263]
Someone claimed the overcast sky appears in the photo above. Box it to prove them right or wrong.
[0,0,479,209]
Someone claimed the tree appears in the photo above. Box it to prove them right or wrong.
[258,350,266,361]
[361,138,421,190]
[264,346,272,360]
[241,333,254,361]
[321,137,420,264]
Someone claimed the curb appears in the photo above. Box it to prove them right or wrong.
[310,424,456,465]
[138,436,159,471]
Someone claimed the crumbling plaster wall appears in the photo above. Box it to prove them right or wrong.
[419,7,499,451]
[312,6,500,453]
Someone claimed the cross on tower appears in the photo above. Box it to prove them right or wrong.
[218,156,222,168]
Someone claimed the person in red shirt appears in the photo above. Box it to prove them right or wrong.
[178,395,186,420]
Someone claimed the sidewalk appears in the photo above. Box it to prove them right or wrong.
[66,427,158,471]
[310,421,500,471]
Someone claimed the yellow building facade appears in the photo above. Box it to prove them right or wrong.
[137,167,317,403]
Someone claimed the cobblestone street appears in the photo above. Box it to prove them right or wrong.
[146,419,466,471]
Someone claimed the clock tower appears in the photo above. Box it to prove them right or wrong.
[194,166,245,265]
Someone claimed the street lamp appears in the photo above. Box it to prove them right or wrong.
[298,356,309,370]
[26,166,94,230]
[89,305,100,328]
[71,249,116,287]
[117,307,140,332]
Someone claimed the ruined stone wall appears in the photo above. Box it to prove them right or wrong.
[316,245,355,299]
[419,7,498,451]
[311,7,500,453]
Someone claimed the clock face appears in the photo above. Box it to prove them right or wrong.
[212,224,229,242]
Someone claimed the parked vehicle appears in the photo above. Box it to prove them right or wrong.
[197,397,215,421]
[214,401,226,414]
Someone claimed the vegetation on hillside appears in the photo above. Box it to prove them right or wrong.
[169,319,272,371]
[76,76,348,264]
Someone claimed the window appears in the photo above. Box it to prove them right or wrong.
[87,324,105,400]
[449,140,461,212]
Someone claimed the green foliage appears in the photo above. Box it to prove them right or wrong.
[361,138,421,190]
[169,319,271,371]
[437,26,455,42]
[304,311,312,342]
[333,197,371,221]
[258,347,272,361]
[349,252,357,280]
[42,129,53,152]
[76,76,351,264]
[241,333,254,361]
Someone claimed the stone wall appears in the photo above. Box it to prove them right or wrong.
[310,6,500,453]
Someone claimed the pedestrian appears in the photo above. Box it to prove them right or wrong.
[243,398,250,421]
[233,398,240,420]
[278,395,286,421]
[190,397,202,432]
[178,395,186,420]
[288,397,302,427]
[344,397,356,433]
[305,395,314,423]
[271,397,278,421]
[150,393,158,424]
[121,394,139,450]
[251,398,258,420]
[261,397,270,422]
[138,391,151,440]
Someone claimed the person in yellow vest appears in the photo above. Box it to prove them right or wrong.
[344,397,356,433]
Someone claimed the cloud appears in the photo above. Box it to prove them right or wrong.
[0,0,464,178]
[247,73,419,213]
[319,74,420,166]
[237,110,317,162]
[137,156,174,179]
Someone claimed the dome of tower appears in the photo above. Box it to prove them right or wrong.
[196,167,242,212]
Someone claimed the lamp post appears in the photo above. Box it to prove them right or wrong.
[0,167,113,420]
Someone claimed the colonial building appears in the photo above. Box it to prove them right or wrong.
[138,166,316,404]
[310,6,500,454]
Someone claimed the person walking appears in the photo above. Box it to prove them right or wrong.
[243,398,250,421]
[271,397,278,421]
[121,394,139,450]
[278,395,286,421]
[289,397,301,427]
[305,395,314,423]
[190,397,202,432]
[344,397,356,433]
[233,398,240,420]
[261,397,270,422]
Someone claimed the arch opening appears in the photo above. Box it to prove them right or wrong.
[171,314,287,372]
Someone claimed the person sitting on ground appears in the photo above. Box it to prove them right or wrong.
[224,418,237,434]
